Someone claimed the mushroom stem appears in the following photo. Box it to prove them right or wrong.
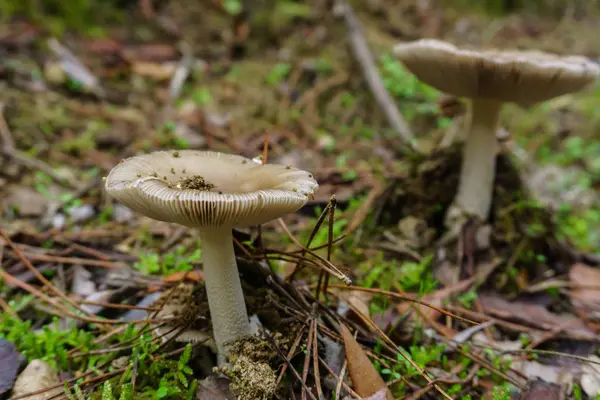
[198,226,250,364]
[453,98,502,222]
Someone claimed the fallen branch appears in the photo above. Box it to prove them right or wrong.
[337,0,417,150]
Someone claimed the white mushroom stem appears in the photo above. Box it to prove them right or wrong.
[453,98,502,222]
[198,226,250,364]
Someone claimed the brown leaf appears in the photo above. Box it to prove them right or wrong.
[338,290,372,318]
[197,374,235,400]
[520,380,564,400]
[161,270,204,283]
[569,263,600,321]
[478,295,596,340]
[339,323,393,400]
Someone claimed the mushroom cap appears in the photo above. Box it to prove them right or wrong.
[393,39,600,106]
[105,150,318,228]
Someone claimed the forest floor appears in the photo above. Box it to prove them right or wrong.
[1,1,600,399]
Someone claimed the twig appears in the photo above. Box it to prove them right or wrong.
[263,330,317,400]
[312,323,324,399]
[337,0,416,149]
[301,318,316,400]
[0,103,15,149]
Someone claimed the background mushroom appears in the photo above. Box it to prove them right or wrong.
[104,150,318,363]
[393,39,600,230]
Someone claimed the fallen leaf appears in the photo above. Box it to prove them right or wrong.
[197,374,234,400]
[339,323,393,400]
[511,359,574,386]
[338,290,372,318]
[479,295,596,340]
[72,266,96,297]
[520,380,564,400]
[569,263,600,321]
[6,186,49,217]
[161,270,204,283]
[0,339,22,396]
[10,359,62,400]
[131,61,177,80]
[580,355,600,398]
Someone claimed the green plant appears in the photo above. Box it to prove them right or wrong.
[134,247,201,276]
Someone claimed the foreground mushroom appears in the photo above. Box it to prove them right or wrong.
[393,39,599,230]
[105,150,318,362]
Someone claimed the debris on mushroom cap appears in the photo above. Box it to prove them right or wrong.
[393,39,600,106]
[104,150,318,228]
[10,359,61,400]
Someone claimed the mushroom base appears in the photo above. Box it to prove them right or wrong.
[199,226,251,364]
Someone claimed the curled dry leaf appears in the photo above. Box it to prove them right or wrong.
[569,263,600,321]
[339,323,393,400]
[10,359,61,400]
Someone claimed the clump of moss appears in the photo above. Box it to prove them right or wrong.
[227,354,277,400]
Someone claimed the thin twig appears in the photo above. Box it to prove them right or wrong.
[337,0,416,149]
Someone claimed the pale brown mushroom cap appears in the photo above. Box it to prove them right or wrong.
[105,150,318,228]
[393,39,600,106]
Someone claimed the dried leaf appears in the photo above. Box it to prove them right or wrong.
[0,339,22,395]
[161,270,204,283]
[520,380,564,400]
[479,295,596,340]
[339,323,393,400]
[10,359,61,400]
[197,374,234,400]
[580,355,600,398]
[510,359,574,386]
[569,263,600,320]
[338,290,372,318]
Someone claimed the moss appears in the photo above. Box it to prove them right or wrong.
[226,355,277,400]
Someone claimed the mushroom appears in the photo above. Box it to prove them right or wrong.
[104,150,318,363]
[393,39,600,229]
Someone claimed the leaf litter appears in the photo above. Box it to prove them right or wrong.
[1,0,600,399]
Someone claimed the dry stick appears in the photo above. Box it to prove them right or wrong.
[316,195,337,299]
[264,331,318,400]
[318,356,361,400]
[0,295,19,319]
[263,248,350,284]
[276,324,307,385]
[0,229,101,319]
[338,0,416,149]
[288,197,339,281]
[440,337,526,389]
[262,132,270,164]
[334,291,453,400]
[77,300,159,312]
[312,322,325,399]
[326,284,479,325]
[334,355,348,400]
[16,253,122,268]
[301,318,316,400]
